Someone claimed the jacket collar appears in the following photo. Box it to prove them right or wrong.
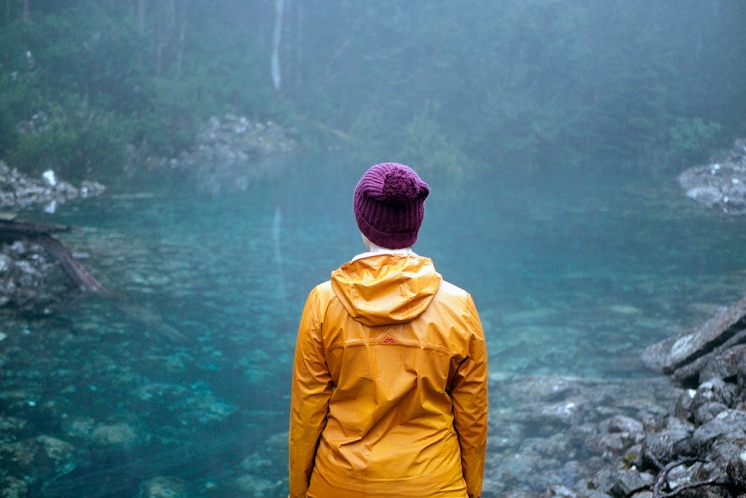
[352,246,416,262]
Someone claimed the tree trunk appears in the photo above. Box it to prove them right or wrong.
[35,233,103,293]
[0,218,100,292]
[271,0,286,92]
[138,0,146,33]
[293,0,304,88]
[176,0,188,77]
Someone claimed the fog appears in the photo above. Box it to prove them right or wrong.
[1,1,746,497]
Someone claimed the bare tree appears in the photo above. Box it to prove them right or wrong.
[271,0,286,92]
[138,0,146,33]
[175,0,187,77]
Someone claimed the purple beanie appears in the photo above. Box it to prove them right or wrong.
[353,162,430,249]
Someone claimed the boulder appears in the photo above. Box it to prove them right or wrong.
[640,295,746,385]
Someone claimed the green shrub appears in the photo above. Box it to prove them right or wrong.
[8,95,128,181]
[399,114,470,180]
[666,117,723,168]
[0,71,45,157]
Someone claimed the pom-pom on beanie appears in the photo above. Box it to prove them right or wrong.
[353,162,430,249]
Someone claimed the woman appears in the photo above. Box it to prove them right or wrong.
[289,162,488,497]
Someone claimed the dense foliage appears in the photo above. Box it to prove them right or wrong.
[1,0,744,181]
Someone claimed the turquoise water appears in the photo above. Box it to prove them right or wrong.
[6,155,746,496]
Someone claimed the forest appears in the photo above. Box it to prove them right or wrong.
[1,0,745,183]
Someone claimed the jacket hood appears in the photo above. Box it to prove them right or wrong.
[330,253,442,327]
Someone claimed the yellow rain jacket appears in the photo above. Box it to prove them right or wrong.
[289,252,488,498]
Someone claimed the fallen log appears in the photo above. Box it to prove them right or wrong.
[1,218,102,293]
[1,217,190,343]
[35,233,103,293]
[0,217,73,236]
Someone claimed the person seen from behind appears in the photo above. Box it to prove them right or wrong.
[289,162,489,497]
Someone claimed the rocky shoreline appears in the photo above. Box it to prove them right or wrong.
[0,161,106,212]
[678,138,746,215]
[1,114,297,309]
[137,114,299,194]
[0,161,105,308]
[531,296,746,498]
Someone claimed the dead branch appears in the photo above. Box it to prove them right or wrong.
[652,457,725,498]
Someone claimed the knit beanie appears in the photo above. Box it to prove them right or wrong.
[353,162,430,249]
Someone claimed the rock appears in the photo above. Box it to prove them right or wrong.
[607,414,644,435]
[684,185,722,206]
[171,116,296,170]
[690,378,736,424]
[149,115,298,194]
[507,375,576,402]
[672,389,695,420]
[699,344,746,383]
[594,432,627,458]
[642,417,694,463]
[610,468,655,496]
[623,444,644,468]
[640,295,746,384]
[0,476,28,498]
[678,138,746,214]
[527,398,595,428]
[0,161,106,308]
[234,475,279,496]
[90,421,140,447]
[0,435,77,485]
[80,180,106,197]
[60,416,96,439]
[691,410,746,449]
[137,476,187,498]
[691,401,728,425]
[633,296,746,496]
[0,239,60,308]
[540,484,576,497]
[726,449,746,489]
[0,161,105,210]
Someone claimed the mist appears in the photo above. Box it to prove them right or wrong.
[1,1,746,497]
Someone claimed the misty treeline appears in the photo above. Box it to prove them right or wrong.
[1,0,744,182]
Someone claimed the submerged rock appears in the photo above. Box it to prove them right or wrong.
[137,476,188,498]
[90,421,141,447]
[0,435,78,486]
[0,476,28,498]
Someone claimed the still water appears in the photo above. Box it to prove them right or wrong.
[4,154,746,496]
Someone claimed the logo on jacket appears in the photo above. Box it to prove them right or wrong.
[383,337,396,344]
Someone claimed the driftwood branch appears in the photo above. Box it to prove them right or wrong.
[1,218,101,292]
[35,233,103,293]
[1,217,190,343]
[652,457,725,498]
[0,218,73,236]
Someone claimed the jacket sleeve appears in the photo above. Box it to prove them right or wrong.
[288,285,335,498]
[449,294,489,498]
